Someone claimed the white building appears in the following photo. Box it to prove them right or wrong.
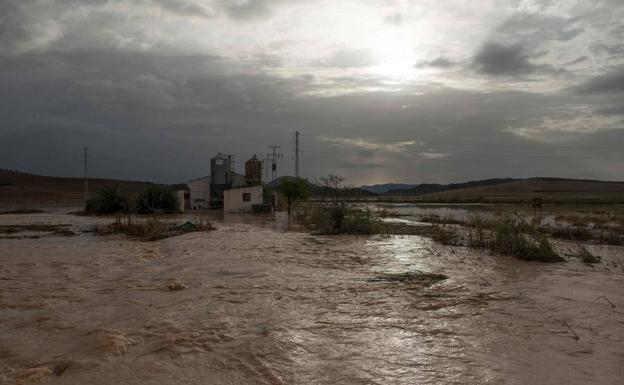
[186,173,251,210]
[186,176,211,210]
[223,185,263,213]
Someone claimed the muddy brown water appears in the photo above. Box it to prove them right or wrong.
[1,210,623,384]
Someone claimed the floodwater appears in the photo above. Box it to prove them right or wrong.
[1,209,623,384]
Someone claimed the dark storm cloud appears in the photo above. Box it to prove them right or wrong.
[217,0,314,21]
[415,57,456,69]
[2,46,623,183]
[576,66,624,94]
[1,0,624,184]
[472,42,541,75]
[220,0,272,20]
[151,0,215,18]
[497,13,583,43]
[595,104,624,116]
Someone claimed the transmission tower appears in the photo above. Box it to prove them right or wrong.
[267,146,283,182]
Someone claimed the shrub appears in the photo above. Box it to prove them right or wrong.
[487,216,562,262]
[86,185,130,215]
[100,216,214,241]
[303,175,385,235]
[429,214,563,263]
[136,185,179,214]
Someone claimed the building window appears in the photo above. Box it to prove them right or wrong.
[243,192,251,202]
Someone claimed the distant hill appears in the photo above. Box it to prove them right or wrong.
[268,176,377,198]
[0,169,162,206]
[385,178,519,196]
[391,177,624,203]
[360,183,417,194]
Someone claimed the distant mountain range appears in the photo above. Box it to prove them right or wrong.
[380,178,519,196]
[2,168,623,205]
[360,183,418,194]
[360,177,624,203]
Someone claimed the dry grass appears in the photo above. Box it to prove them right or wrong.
[428,214,563,263]
[96,216,215,241]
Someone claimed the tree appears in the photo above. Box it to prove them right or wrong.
[86,185,130,215]
[278,177,310,215]
[137,185,179,214]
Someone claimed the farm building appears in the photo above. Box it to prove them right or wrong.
[186,176,211,210]
[223,185,264,213]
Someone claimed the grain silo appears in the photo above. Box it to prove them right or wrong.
[210,153,231,186]
[245,155,263,186]
[210,153,232,208]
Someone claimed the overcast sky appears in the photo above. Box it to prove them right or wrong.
[1,0,624,185]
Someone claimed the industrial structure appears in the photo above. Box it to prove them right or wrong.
[223,155,266,213]
[186,153,270,212]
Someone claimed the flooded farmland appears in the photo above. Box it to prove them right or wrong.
[1,207,624,385]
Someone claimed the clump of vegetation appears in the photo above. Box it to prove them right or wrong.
[86,185,131,215]
[427,214,563,262]
[85,184,180,215]
[277,177,310,215]
[429,224,463,246]
[136,185,179,214]
[303,175,386,235]
[486,216,562,262]
[98,216,214,241]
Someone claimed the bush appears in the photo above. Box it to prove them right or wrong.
[487,216,562,262]
[99,216,214,241]
[429,214,563,263]
[136,185,179,214]
[86,185,130,215]
[308,205,385,235]
[301,175,385,235]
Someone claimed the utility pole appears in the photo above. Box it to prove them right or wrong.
[267,146,283,182]
[262,155,272,184]
[83,147,89,204]
[227,154,235,187]
[295,131,300,178]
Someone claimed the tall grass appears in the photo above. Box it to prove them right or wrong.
[430,214,563,262]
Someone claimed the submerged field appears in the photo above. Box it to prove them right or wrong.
[1,206,623,384]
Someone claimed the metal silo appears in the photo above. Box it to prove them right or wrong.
[211,153,231,186]
[210,153,231,208]
[245,155,263,186]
